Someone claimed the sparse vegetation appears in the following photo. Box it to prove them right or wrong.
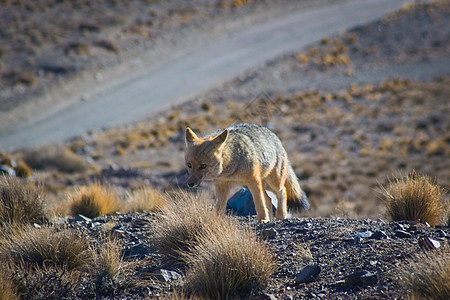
[183,224,276,299]
[152,190,229,266]
[399,247,450,300]
[126,186,167,212]
[0,266,18,300]
[67,183,122,218]
[23,144,88,173]
[380,171,447,226]
[0,175,47,227]
[0,225,93,271]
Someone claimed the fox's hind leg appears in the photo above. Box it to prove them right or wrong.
[247,176,270,223]
[265,172,288,220]
[262,184,274,220]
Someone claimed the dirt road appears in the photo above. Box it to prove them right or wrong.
[0,0,410,150]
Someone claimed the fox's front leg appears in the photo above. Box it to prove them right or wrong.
[214,182,231,214]
[247,177,270,223]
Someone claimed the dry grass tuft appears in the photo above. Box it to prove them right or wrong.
[399,247,450,300]
[22,144,88,173]
[95,238,123,279]
[379,171,447,226]
[0,266,18,300]
[67,183,123,218]
[152,190,227,266]
[126,186,167,212]
[0,225,93,272]
[0,175,47,227]
[183,224,276,299]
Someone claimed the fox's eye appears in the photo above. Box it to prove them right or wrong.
[187,163,192,168]
[199,164,206,170]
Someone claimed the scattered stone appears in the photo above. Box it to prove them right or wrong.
[394,229,412,238]
[75,214,92,223]
[157,269,181,282]
[261,228,277,239]
[370,230,388,239]
[418,237,441,251]
[346,270,378,286]
[354,231,372,239]
[295,264,321,284]
[436,229,447,238]
[0,165,15,176]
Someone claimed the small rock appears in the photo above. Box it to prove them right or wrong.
[261,228,277,239]
[346,270,378,286]
[33,223,41,229]
[295,264,321,284]
[0,165,15,176]
[394,229,412,238]
[418,237,441,252]
[354,231,372,239]
[75,214,92,223]
[158,269,181,282]
[370,230,388,239]
[436,229,447,238]
[395,223,406,231]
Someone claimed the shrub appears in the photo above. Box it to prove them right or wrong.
[68,183,123,218]
[399,247,450,300]
[22,144,88,173]
[13,160,32,178]
[126,186,167,212]
[0,226,93,271]
[0,266,18,300]
[152,190,230,266]
[0,175,47,227]
[380,171,447,226]
[183,224,276,299]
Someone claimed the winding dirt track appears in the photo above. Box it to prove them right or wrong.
[0,0,410,150]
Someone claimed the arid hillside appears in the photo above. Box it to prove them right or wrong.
[0,1,449,299]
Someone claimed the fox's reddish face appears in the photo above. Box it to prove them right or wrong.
[184,127,228,188]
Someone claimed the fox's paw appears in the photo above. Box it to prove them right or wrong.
[258,218,270,224]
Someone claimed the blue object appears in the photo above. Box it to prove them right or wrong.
[226,188,276,216]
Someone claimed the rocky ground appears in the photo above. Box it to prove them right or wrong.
[48,211,448,299]
[1,0,449,299]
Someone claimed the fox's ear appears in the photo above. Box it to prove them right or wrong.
[185,127,199,143]
[213,129,228,147]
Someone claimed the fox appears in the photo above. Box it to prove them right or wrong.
[184,123,309,223]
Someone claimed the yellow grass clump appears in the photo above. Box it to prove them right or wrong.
[182,225,276,299]
[399,247,450,300]
[0,225,93,272]
[126,186,167,212]
[67,183,122,218]
[152,190,227,266]
[0,175,47,227]
[380,171,447,226]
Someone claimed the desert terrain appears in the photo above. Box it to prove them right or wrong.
[0,0,449,299]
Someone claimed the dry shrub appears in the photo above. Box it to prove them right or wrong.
[13,160,32,178]
[68,183,123,218]
[0,266,18,300]
[0,175,47,227]
[399,247,450,300]
[95,238,123,279]
[152,190,227,266]
[380,171,447,226]
[0,225,93,272]
[183,224,276,299]
[126,186,167,212]
[22,144,88,173]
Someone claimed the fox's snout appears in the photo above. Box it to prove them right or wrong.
[185,173,202,188]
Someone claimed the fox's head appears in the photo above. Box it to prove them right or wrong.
[184,127,228,188]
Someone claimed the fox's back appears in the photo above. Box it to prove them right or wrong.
[208,124,287,174]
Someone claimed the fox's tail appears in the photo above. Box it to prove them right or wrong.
[286,164,310,212]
